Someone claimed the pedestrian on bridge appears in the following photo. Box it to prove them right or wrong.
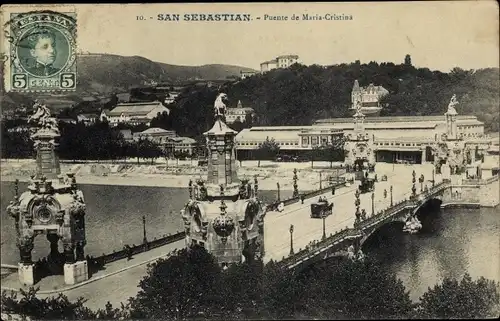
[125,245,133,261]
[384,189,387,199]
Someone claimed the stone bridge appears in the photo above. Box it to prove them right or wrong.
[277,177,494,272]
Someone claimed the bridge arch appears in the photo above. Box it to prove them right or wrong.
[412,197,443,223]
[359,219,406,250]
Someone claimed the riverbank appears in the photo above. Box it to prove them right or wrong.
[1,159,346,191]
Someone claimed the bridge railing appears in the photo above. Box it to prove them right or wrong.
[463,175,499,186]
[484,175,499,184]
[278,227,361,269]
[356,181,449,230]
[356,198,414,230]
[265,180,346,212]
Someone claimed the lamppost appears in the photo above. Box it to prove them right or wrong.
[432,168,435,186]
[188,179,193,199]
[319,171,322,189]
[289,224,294,255]
[411,170,417,199]
[322,211,327,240]
[354,189,361,226]
[293,168,299,198]
[277,182,281,202]
[390,185,393,206]
[254,175,259,197]
[142,215,147,245]
[14,179,19,198]
[419,174,424,192]
[371,192,375,216]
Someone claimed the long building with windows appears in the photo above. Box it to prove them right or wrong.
[235,114,487,163]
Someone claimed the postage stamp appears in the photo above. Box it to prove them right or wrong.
[4,10,77,92]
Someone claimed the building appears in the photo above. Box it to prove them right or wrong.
[260,55,299,73]
[236,125,344,159]
[102,101,169,127]
[100,109,110,122]
[225,100,255,124]
[171,136,197,155]
[350,80,389,115]
[57,117,77,124]
[132,127,197,156]
[133,127,177,143]
[236,114,486,163]
[164,91,180,104]
[240,70,258,79]
[486,132,499,155]
[118,129,134,142]
[76,113,99,126]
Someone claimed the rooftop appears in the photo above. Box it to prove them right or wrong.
[277,55,299,59]
[204,119,238,136]
[314,115,480,125]
[108,101,167,116]
[139,127,176,135]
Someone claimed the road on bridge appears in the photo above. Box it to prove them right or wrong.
[1,240,185,311]
[264,163,442,262]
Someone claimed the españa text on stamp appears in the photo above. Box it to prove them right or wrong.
[6,10,77,92]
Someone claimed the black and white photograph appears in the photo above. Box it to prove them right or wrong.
[1,2,499,320]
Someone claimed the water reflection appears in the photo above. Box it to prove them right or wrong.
[368,204,499,301]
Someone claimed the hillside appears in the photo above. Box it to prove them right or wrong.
[148,62,499,139]
[0,53,256,111]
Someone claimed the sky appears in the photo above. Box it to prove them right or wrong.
[2,2,499,72]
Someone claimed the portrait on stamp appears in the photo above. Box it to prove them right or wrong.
[6,11,77,91]
[18,26,67,77]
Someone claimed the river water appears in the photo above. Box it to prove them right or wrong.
[1,181,498,301]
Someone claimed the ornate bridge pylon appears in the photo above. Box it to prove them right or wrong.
[181,94,266,267]
[6,102,89,286]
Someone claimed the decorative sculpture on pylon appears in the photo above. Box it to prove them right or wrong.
[431,94,468,175]
[181,93,266,266]
[6,102,89,286]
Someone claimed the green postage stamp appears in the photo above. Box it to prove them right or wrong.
[5,10,77,92]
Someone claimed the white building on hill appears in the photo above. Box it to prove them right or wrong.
[350,80,389,115]
[260,55,299,73]
[226,100,255,124]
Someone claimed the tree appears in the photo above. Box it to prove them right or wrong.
[150,111,173,130]
[308,145,324,168]
[243,113,253,128]
[134,138,164,164]
[404,54,412,66]
[255,137,280,167]
[1,287,96,320]
[104,93,119,110]
[299,258,414,319]
[229,118,244,133]
[128,246,224,319]
[416,273,500,319]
